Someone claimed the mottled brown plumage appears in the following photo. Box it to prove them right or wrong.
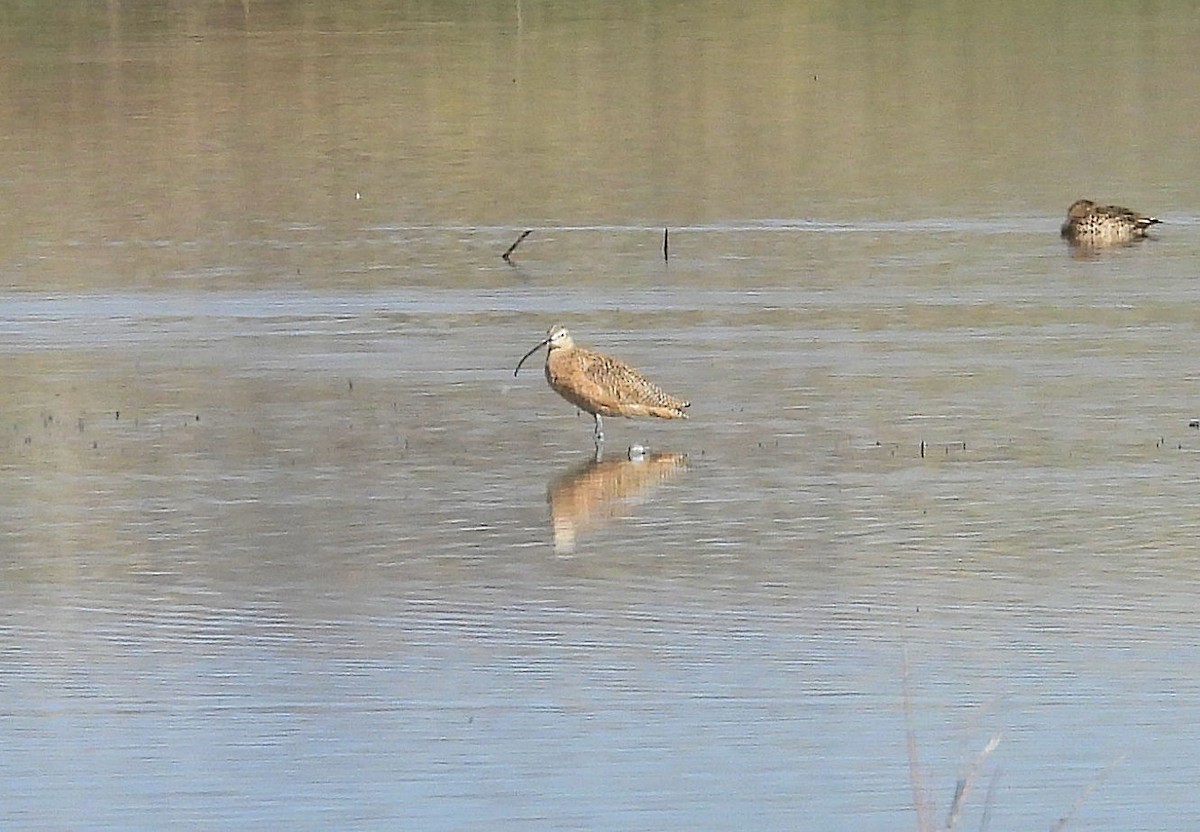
[514,325,689,446]
[1061,198,1160,247]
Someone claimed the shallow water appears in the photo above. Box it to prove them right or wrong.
[4,2,1200,830]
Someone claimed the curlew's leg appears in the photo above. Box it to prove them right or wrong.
[592,413,604,446]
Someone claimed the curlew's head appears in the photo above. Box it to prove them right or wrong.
[514,324,575,376]
[542,324,574,351]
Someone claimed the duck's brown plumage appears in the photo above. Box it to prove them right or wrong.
[1061,198,1160,246]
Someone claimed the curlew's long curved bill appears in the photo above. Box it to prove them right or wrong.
[513,336,553,377]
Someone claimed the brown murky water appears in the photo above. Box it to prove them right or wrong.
[4,2,1200,829]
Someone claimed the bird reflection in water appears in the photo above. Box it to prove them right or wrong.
[546,446,689,554]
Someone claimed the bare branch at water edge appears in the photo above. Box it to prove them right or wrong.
[1048,755,1125,832]
[903,647,935,832]
[944,733,1001,832]
[502,229,534,263]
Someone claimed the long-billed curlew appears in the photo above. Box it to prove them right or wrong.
[1061,198,1160,247]
[513,325,689,446]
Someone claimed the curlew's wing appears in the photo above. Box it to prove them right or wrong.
[579,352,689,414]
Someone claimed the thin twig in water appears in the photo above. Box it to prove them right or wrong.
[945,734,1001,832]
[1048,755,1125,832]
[979,766,1001,832]
[903,647,935,832]
[502,229,533,262]
[663,227,669,261]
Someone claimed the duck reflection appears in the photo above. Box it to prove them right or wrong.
[547,447,689,554]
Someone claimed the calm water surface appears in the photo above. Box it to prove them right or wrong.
[3,2,1200,830]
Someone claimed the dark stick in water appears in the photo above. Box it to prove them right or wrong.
[502,229,534,263]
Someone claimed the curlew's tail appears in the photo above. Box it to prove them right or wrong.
[644,403,689,420]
